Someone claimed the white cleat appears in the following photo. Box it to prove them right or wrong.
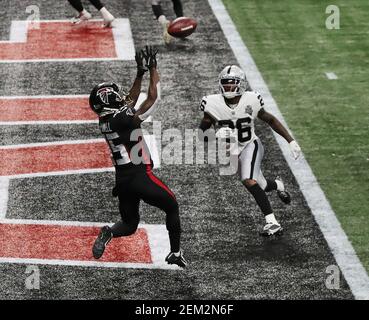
[100,7,115,28]
[260,223,283,237]
[103,16,115,28]
[163,21,173,44]
[71,10,92,24]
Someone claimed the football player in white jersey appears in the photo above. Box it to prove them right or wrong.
[199,65,301,236]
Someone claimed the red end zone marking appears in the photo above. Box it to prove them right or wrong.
[0,97,94,122]
[0,21,116,60]
[0,223,152,263]
[0,142,112,176]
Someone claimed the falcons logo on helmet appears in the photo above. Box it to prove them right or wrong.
[97,87,116,105]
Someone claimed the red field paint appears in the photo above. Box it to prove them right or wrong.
[0,223,152,263]
[0,142,112,176]
[0,97,94,122]
[0,21,116,60]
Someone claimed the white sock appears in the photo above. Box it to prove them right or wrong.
[275,179,285,192]
[81,9,89,15]
[100,7,114,20]
[158,15,168,27]
[265,213,279,225]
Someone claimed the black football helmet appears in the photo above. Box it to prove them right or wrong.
[89,82,126,116]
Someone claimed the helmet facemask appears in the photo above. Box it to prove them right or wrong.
[218,65,247,99]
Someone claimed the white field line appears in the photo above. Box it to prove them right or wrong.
[0,177,9,219]
[0,120,98,126]
[326,72,338,80]
[209,0,369,300]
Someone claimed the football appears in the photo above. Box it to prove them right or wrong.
[168,17,197,38]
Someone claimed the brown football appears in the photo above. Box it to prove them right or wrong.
[168,17,197,38]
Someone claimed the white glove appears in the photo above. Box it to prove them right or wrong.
[216,127,236,140]
[289,140,301,160]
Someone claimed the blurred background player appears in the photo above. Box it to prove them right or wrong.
[68,0,115,27]
[199,65,302,237]
[151,0,184,44]
[89,46,187,268]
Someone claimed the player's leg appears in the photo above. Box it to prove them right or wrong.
[151,0,173,44]
[68,0,92,24]
[239,138,283,236]
[171,0,183,18]
[264,176,291,204]
[88,0,115,27]
[132,171,187,267]
[92,180,140,259]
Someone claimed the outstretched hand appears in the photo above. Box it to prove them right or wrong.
[141,45,158,69]
[135,50,148,77]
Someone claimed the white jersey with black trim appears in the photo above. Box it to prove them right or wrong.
[200,91,265,154]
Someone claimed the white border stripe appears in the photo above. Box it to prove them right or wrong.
[0,138,105,149]
[0,120,97,126]
[0,94,89,99]
[2,167,114,180]
[0,220,179,270]
[209,0,369,300]
[0,177,9,219]
[112,18,135,60]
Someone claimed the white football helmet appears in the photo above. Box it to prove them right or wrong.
[218,65,247,99]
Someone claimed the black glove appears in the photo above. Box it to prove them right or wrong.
[135,50,148,77]
[141,45,158,69]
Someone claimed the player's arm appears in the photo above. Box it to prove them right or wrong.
[258,108,301,159]
[133,46,160,125]
[199,112,215,131]
[126,51,148,108]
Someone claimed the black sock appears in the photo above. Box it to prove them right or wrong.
[68,0,84,13]
[172,0,183,17]
[89,0,104,11]
[152,4,164,19]
[247,184,273,216]
[169,231,180,252]
[264,179,277,192]
[111,221,138,237]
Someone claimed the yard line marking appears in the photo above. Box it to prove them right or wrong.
[209,0,369,300]
[2,167,114,180]
[0,220,179,270]
[0,138,105,149]
[326,72,338,80]
[0,120,98,125]
[0,177,9,219]
[0,19,134,62]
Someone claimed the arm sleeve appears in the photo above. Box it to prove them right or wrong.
[137,82,161,121]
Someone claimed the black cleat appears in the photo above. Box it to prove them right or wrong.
[165,250,188,268]
[259,223,284,237]
[276,176,291,204]
[277,190,291,204]
[92,226,113,259]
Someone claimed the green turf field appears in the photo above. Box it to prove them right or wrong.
[223,0,369,271]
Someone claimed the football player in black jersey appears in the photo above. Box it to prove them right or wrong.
[89,46,187,268]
